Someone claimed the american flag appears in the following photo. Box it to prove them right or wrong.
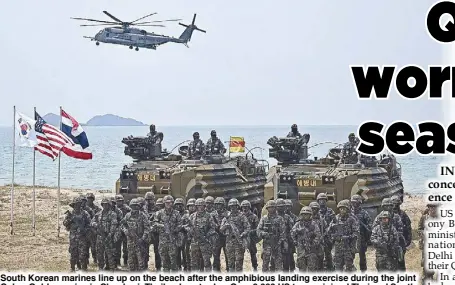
[35,112,73,160]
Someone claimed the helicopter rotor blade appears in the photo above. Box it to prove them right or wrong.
[71,17,118,25]
[195,28,206,33]
[179,23,189,28]
[103,11,123,23]
[80,23,118,27]
[134,19,182,24]
[192,14,196,25]
[133,24,166,27]
[130,12,158,23]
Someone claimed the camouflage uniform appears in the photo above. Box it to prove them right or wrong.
[257,200,286,272]
[328,200,359,272]
[241,200,259,271]
[183,198,196,271]
[350,194,372,272]
[188,132,204,159]
[212,197,229,271]
[63,197,91,271]
[152,195,183,271]
[186,198,217,271]
[174,198,187,270]
[391,195,412,271]
[205,130,226,155]
[371,211,400,271]
[309,201,326,271]
[110,197,124,268]
[287,124,302,138]
[276,198,294,272]
[144,192,161,271]
[86,193,101,264]
[91,198,118,270]
[120,199,151,271]
[341,133,360,164]
[115,194,131,266]
[317,193,336,271]
[285,200,298,271]
[419,203,439,282]
[220,198,250,272]
[373,198,405,250]
[79,195,94,266]
[291,207,321,271]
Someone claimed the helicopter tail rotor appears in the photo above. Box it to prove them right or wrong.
[178,14,206,44]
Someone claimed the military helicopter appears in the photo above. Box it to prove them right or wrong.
[71,11,206,51]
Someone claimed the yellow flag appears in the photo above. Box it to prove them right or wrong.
[229,136,245,153]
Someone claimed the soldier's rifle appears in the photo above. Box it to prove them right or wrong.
[386,228,403,262]
[227,220,250,252]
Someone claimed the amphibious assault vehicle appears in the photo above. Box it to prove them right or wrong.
[115,135,268,216]
[263,134,404,218]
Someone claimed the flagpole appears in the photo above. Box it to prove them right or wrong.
[32,107,36,236]
[11,105,16,235]
[57,106,61,238]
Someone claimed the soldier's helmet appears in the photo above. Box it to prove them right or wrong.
[187,198,196,206]
[211,130,216,136]
[351,194,362,203]
[379,211,390,219]
[381,198,392,207]
[291,124,297,130]
[266,200,276,209]
[391,195,402,205]
[163,195,174,204]
[214,197,225,204]
[115,194,124,201]
[309,201,320,209]
[80,195,87,201]
[300,206,312,215]
[174,198,184,205]
[349,133,355,138]
[70,197,82,207]
[193,132,199,138]
[145,192,155,200]
[156,198,163,206]
[101,198,110,205]
[195,198,205,206]
[137,197,145,205]
[285,199,292,207]
[317,193,328,200]
[228,198,240,207]
[205,196,214,204]
[110,197,116,203]
[241,200,251,208]
[427,202,440,208]
[129,198,139,207]
[276,198,285,207]
[337,200,350,209]
[86,193,95,199]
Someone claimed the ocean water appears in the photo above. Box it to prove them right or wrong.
[0,125,442,194]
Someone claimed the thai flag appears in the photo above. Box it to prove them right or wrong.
[60,109,92,160]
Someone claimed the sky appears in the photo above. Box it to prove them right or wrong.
[0,0,444,126]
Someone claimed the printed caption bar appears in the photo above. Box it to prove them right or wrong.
[0,272,420,285]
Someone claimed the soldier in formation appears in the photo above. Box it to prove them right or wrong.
[64,192,416,273]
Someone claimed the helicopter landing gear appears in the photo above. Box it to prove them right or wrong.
[129,46,133,49]
[95,42,99,46]
[135,47,139,51]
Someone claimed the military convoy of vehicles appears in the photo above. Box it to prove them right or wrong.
[115,128,404,219]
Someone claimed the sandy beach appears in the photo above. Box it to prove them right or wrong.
[0,185,426,272]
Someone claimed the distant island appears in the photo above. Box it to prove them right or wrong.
[42,113,146,127]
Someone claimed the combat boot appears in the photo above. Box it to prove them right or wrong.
[76,261,81,270]
[70,261,76,272]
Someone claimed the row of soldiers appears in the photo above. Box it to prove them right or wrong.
[63,191,413,272]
